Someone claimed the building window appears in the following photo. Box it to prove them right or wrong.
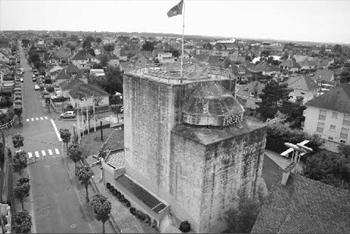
[332,112,338,119]
[330,125,336,131]
[328,137,333,141]
[317,122,325,133]
[301,92,305,95]
[342,114,350,126]
[340,127,349,139]
[318,110,327,121]
[340,140,346,144]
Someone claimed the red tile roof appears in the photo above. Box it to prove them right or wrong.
[252,171,350,233]
[305,84,350,114]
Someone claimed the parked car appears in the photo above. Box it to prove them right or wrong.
[20,78,24,82]
[60,111,76,119]
[34,85,40,91]
[32,77,37,82]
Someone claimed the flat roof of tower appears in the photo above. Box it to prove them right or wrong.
[125,62,234,84]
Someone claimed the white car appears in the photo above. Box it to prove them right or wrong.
[60,111,76,119]
[34,85,40,91]
[20,78,24,82]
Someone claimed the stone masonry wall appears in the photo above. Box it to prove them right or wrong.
[168,132,207,233]
[200,126,266,233]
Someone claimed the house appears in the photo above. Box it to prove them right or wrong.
[231,64,253,83]
[279,58,301,72]
[235,81,265,109]
[313,69,335,84]
[70,50,98,69]
[208,56,222,67]
[303,84,350,145]
[286,75,320,104]
[254,62,280,76]
[55,63,84,82]
[57,78,85,97]
[298,59,317,71]
[0,51,10,63]
[252,163,350,233]
[316,58,333,70]
[134,54,150,68]
[47,47,72,64]
[157,52,176,64]
[68,83,110,109]
[191,54,209,64]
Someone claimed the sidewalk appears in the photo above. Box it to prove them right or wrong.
[86,156,159,233]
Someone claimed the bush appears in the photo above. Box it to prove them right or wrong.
[46,86,54,92]
[130,207,136,215]
[106,182,111,189]
[266,123,324,160]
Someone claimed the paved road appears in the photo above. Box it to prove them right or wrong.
[15,44,94,233]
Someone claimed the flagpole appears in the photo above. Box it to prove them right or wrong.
[180,0,185,82]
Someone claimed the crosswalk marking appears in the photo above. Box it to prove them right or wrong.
[25,116,50,122]
[27,148,60,161]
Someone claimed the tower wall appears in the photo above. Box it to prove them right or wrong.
[200,126,266,233]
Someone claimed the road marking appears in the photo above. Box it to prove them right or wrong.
[26,119,29,122]
[28,152,33,159]
[40,117,43,120]
[36,118,39,121]
[55,148,60,154]
[34,151,40,158]
[31,118,34,121]
[50,119,62,142]
[44,116,48,120]
[48,149,53,155]
[41,150,46,156]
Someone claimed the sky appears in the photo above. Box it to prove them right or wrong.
[1,0,350,44]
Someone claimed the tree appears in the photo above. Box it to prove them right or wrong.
[14,107,23,124]
[13,151,28,175]
[14,177,30,210]
[256,80,293,121]
[85,35,95,42]
[53,39,62,47]
[90,194,112,233]
[303,151,350,190]
[104,66,123,95]
[12,210,32,233]
[332,44,343,54]
[68,144,82,173]
[96,37,102,44]
[103,43,115,54]
[76,165,94,201]
[279,97,306,126]
[99,54,110,67]
[29,53,40,64]
[59,129,71,152]
[12,133,24,149]
[69,34,79,41]
[83,40,92,49]
[260,50,270,57]
[338,144,350,158]
[221,189,264,233]
[141,41,154,52]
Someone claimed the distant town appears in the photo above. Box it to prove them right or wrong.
[0,30,350,234]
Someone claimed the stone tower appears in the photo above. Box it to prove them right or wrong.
[123,64,266,233]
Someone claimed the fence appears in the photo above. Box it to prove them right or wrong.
[0,118,15,131]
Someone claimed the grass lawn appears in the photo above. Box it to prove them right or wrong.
[80,127,124,158]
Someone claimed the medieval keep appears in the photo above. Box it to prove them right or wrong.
[102,63,266,233]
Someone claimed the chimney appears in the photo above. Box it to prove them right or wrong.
[281,162,296,186]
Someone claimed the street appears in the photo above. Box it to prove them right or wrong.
[10,44,95,233]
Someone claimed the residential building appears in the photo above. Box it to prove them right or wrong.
[70,50,99,69]
[0,51,10,63]
[235,81,265,109]
[68,83,110,108]
[279,59,301,72]
[57,78,85,97]
[157,52,176,64]
[303,84,350,145]
[313,69,335,85]
[55,63,84,83]
[286,75,320,104]
[252,163,350,233]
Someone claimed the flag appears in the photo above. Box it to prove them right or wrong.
[167,0,184,18]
